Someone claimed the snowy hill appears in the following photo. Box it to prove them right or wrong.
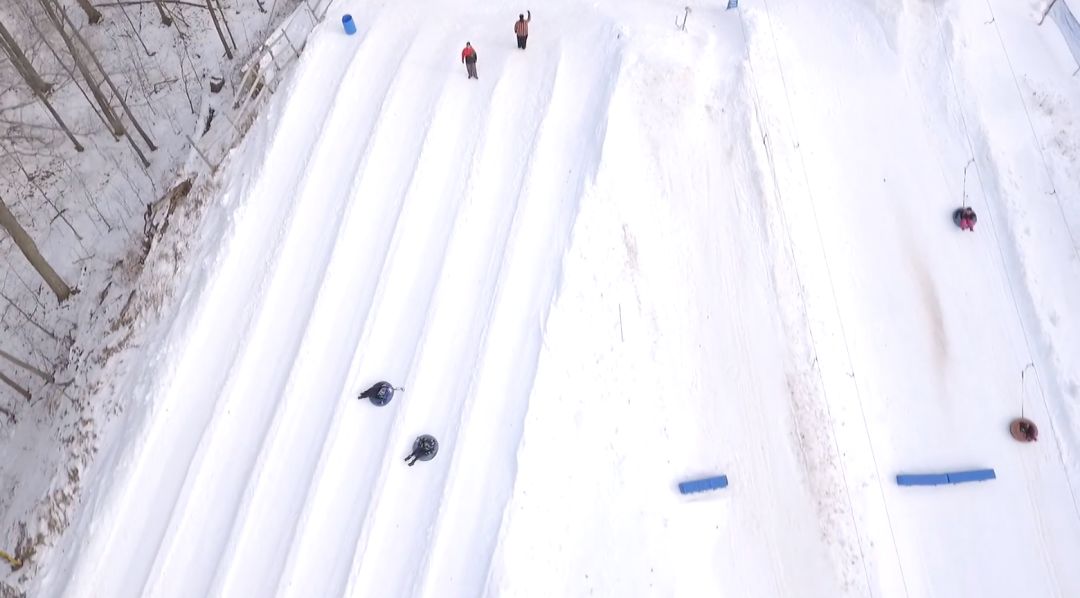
[24,0,1080,596]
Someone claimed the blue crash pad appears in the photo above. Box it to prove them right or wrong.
[897,469,996,486]
[896,473,950,486]
[679,475,729,494]
[946,469,996,484]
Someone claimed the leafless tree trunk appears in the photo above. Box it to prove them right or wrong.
[19,6,113,134]
[0,196,73,303]
[56,1,158,151]
[118,2,155,56]
[0,347,53,383]
[75,0,104,24]
[0,369,32,403]
[3,146,84,242]
[153,0,174,26]
[176,43,196,114]
[25,71,85,151]
[213,0,237,51]
[205,0,233,59]
[40,0,125,138]
[19,4,115,136]
[1,291,59,341]
[0,18,53,95]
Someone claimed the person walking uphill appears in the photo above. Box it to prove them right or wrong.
[515,10,531,49]
[461,42,478,79]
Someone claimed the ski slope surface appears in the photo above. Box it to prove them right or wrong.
[34,0,1080,596]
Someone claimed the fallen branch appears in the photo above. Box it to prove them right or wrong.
[96,1,208,9]
[676,6,691,31]
[0,549,22,570]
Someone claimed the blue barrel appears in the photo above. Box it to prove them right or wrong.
[342,14,357,35]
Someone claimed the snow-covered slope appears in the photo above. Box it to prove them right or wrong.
[34,0,1080,596]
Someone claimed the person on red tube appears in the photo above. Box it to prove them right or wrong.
[461,41,478,79]
[954,206,977,231]
[515,10,531,49]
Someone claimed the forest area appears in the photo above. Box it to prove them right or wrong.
[0,0,324,590]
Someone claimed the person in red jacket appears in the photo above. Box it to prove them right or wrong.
[514,10,531,49]
[461,42,478,79]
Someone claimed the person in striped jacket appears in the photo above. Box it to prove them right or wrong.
[514,10,531,49]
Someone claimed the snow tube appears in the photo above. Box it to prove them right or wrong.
[1010,418,1039,442]
[359,381,395,406]
[953,207,977,230]
[405,434,439,466]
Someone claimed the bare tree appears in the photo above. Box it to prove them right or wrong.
[118,2,155,57]
[0,17,53,94]
[55,3,157,151]
[35,0,154,165]
[75,0,103,24]
[1,290,59,341]
[0,347,54,383]
[1,26,84,151]
[153,0,174,26]
[0,196,73,303]
[39,0,125,138]
[16,1,114,135]
[3,146,84,242]
[0,369,32,402]
[205,0,233,59]
[21,91,84,151]
[213,0,237,51]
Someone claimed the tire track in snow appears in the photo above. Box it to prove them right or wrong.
[137,20,416,598]
[417,32,626,598]
[269,32,508,598]
[200,30,454,598]
[1017,454,1065,597]
[737,2,911,594]
[55,26,365,598]
[340,40,569,598]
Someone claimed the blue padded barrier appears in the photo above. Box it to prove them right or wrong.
[896,473,950,486]
[897,469,996,486]
[946,469,996,484]
[678,475,729,495]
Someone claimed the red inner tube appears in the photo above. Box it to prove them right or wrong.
[1009,418,1038,442]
